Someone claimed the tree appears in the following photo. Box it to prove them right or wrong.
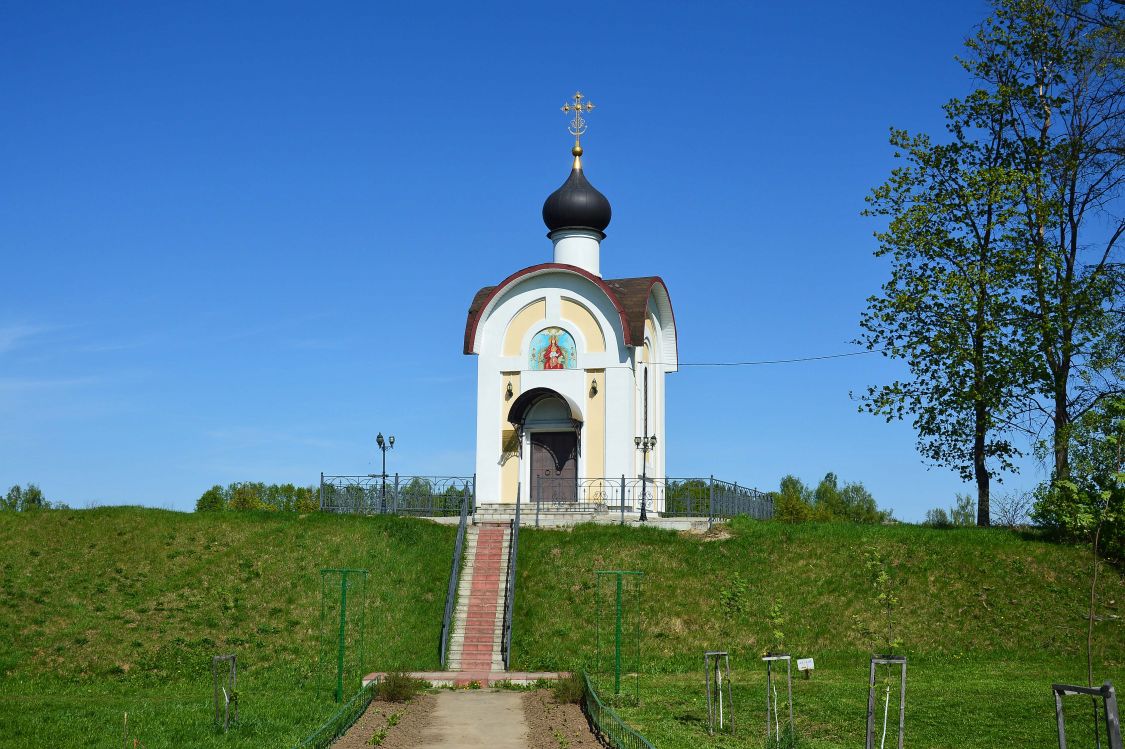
[2,484,47,511]
[196,485,226,512]
[950,493,977,526]
[838,482,885,524]
[2,485,21,512]
[22,483,45,510]
[814,473,845,518]
[859,84,1029,527]
[775,475,813,523]
[966,0,1124,484]
[228,483,264,512]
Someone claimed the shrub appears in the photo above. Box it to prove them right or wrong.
[377,671,421,702]
[552,672,585,704]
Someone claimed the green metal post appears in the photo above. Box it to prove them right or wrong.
[615,573,623,695]
[336,573,348,702]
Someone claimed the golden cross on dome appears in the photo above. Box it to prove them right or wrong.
[561,90,596,155]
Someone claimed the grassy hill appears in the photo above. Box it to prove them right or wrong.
[0,507,455,748]
[1,508,1121,748]
[511,518,1125,747]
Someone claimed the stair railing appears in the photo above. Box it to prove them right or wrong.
[501,484,521,670]
[439,493,470,667]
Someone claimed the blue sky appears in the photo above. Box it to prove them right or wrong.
[0,0,1046,519]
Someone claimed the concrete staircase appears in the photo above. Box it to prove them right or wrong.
[446,523,509,672]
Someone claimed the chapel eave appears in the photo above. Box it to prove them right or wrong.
[462,262,678,370]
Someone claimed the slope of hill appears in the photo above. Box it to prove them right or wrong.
[0,507,455,748]
[511,518,1124,747]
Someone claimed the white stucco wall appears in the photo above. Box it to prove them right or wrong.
[470,269,673,503]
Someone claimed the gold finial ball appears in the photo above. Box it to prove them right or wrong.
[572,144,583,157]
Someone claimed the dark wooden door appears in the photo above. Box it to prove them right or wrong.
[530,431,578,503]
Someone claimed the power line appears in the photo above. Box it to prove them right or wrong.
[676,348,887,367]
[511,348,888,373]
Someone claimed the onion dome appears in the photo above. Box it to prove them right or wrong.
[542,146,612,235]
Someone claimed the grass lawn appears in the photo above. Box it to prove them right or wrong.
[0,507,456,748]
[512,519,1124,747]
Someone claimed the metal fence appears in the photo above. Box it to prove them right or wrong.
[291,681,376,749]
[319,474,474,517]
[439,495,470,667]
[533,476,773,520]
[582,671,656,749]
[501,492,522,670]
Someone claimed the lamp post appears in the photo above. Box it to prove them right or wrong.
[634,434,657,522]
[376,432,395,512]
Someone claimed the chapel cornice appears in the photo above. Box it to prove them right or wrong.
[463,263,677,369]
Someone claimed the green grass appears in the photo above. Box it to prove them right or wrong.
[512,519,1125,747]
[3,508,1122,748]
[0,507,455,748]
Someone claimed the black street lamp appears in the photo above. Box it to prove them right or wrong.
[634,434,657,522]
[376,432,395,512]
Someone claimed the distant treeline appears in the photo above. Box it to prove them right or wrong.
[768,472,889,524]
[2,483,68,511]
[195,482,320,513]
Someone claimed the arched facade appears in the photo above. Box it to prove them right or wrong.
[464,264,676,504]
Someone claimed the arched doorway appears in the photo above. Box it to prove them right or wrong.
[507,388,582,504]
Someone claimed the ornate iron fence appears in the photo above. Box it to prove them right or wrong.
[319,474,474,517]
[532,476,773,521]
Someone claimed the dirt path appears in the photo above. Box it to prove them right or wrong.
[332,688,602,748]
[522,689,603,749]
[330,694,436,749]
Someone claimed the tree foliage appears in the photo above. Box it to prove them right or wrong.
[194,482,320,513]
[1032,395,1124,558]
[2,483,53,511]
[967,0,1125,486]
[773,473,889,524]
[860,0,1123,525]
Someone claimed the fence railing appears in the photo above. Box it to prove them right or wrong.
[533,476,773,521]
[439,495,470,668]
[501,486,522,670]
[582,671,656,749]
[292,681,376,749]
[319,474,475,517]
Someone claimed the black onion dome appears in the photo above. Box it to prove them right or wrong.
[542,160,612,234]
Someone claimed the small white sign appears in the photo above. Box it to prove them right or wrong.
[797,658,815,671]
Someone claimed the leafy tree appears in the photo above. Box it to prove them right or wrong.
[22,483,45,510]
[295,486,320,513]
[966,0,1124,484]
[924,508,952,528]
[2,483,48,511]
[774,475,813,523]
[814,473,845,518]
[859,80,1029,528]
[228,483,264,512]
[950,493,977,526]
[1033,395,1124,555]
[2,485,21,512]
[196,485,226,512]
[839,482,886,524]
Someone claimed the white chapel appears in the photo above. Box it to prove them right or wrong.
[463,94,678,507]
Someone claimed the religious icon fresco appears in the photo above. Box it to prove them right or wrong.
[529,327,577,370]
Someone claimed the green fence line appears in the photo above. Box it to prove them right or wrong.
[582,671,656,749]
[292,681,376,749]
